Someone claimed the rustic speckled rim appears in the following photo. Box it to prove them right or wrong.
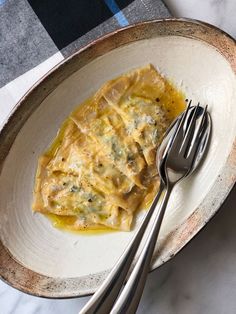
[0,18,235,299]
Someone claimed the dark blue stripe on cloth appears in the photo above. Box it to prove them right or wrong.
[28,0,133,50]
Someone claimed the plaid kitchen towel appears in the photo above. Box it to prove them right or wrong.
[0,0,170,126]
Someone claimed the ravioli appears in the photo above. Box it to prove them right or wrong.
[33,64,185,231]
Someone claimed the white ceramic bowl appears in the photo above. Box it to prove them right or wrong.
[0,19,235,298]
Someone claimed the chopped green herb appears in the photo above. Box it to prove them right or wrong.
[111,140,122,159]
[70,185,79,193]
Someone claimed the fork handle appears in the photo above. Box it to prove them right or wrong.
[110,186,172,314]
[79,183,165,314]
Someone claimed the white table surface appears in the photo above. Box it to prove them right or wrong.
[0,1,236,313]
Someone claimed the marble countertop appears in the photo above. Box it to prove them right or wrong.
[165,0,236,38]
[0,1,236,313]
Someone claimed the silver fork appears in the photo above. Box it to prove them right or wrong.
[80,101,211,314]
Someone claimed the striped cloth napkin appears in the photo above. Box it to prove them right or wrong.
[0,0,170,126]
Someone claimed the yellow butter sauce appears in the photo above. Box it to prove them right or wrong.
[159,81,186,120]
[46,213,118,235]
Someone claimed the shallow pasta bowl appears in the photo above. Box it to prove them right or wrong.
[0,18,236,298]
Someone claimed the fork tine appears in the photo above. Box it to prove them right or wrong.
[175,99,192,133]
[179,103,200,156]
[181,99,192,125]
[187,105,208,159]
[170,99,192,144]
[161,99,193,158]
